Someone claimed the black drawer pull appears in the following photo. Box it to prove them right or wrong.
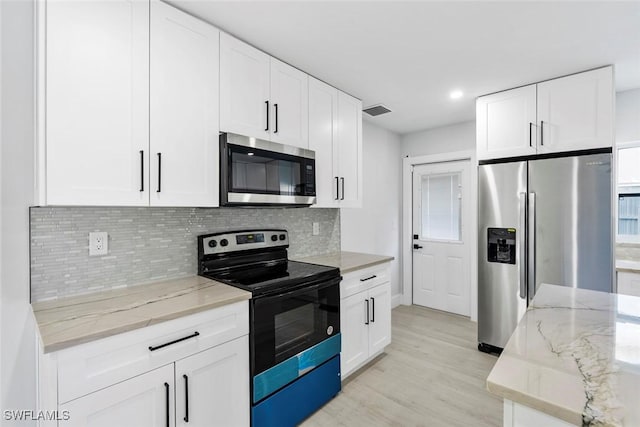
[365,299,370,325]
[183,374,189,422]
[149,331,200,352]
[360,275,377,282]
[371,297,375,323]
[164,382,170,427]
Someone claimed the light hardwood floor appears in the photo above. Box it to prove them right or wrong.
[302,305,503,427]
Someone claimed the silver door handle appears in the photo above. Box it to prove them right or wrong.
[528,193,536,302]
[519,192,527,299]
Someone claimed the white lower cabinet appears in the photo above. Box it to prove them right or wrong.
[617,270,640,297]
[38,303,249,427]
[175,337,249,427]
[340,263,392,378]
[60,365,174,427]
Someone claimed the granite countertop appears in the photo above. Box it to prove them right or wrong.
[487,284,640,426]
[33,276,251,353]
[294,251,394,274]
[616,259,640,273]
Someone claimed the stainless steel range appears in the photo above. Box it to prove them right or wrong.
[197,229,341,427]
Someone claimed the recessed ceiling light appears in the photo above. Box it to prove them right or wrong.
[247,152,254,156]
[450,90,464,100]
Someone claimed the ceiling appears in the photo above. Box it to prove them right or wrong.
[170,1,640,135]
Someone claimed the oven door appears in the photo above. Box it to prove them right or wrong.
[220,133,316,206]
[251,277,340,377]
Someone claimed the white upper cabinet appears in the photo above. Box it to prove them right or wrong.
[537,67,613,154]
[220,34,309,149]
[309,79,363,208]
[476,67,614,161]
[270,58,309,148]
[336,91,363,208]
[219,33,271,141]
[309,78,339,207]
[476,85,537,161]
[45,0,150,205]
[150,1,219,207]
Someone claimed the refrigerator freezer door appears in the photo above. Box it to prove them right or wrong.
[478,161,527,349]
[528,153,612,296]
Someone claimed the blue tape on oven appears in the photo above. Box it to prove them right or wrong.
[253,333,341,403]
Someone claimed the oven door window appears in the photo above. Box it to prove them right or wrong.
[252,279,340,376]
[228,144,312,196]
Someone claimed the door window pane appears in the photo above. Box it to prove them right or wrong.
[617,145,640,242]
[421,173,461,241]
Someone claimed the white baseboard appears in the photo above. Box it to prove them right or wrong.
[391,293,403,308]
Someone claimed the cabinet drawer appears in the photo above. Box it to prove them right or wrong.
[340,263,390,299]
[57,301,248,403]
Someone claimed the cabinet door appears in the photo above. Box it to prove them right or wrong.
[537,67,613,153]
[175,336,250,427]
[617,271,640,297]
[60,364,174,427]
[269,58,309,148]
[220,33,271,140]
[476,85,537,161]
[336,92,363,208]
[150,1,219,207]
[340,292,369,378]
[309,78,339,207]
[368,282,392,355]
[46,0,149,205]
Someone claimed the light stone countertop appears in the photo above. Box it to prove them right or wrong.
[32,276,251,353]
[616,259,640,273]
[294,251,394,274]
[487,284,640,426]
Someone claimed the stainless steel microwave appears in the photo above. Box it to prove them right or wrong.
[219,133,316,207]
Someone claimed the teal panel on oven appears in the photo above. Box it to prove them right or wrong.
[253,333,341,403]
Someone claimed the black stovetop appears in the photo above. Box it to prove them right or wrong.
[201,260,340,297]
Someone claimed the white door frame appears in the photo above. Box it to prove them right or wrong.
[401,150,478,321]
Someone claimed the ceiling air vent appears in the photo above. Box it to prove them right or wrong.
[363,104,392,117]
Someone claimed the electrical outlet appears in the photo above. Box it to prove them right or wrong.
[312,222,320,236]
[89,232,108,256]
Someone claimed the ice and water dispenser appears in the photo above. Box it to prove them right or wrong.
[487,228,516,264]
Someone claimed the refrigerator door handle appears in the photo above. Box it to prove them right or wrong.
[519,192,527,299]
[528,193,536,302]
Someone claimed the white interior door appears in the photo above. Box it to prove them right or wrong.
[412,161,471,316]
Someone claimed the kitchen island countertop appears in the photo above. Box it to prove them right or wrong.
[33,276,251,353]
[487,284,640,426]
[294,251,394,274]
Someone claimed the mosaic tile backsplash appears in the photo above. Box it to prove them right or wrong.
[31,207,340,301]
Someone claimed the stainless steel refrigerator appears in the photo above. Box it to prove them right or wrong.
[477,151,613,353]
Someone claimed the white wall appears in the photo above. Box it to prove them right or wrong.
[341,122,402,304]
[617,88,640,142]
[401,120,475,157]
[1,0,37,424]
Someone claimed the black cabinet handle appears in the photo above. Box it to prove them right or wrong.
[265,100,269,131]
[274,103,278,133]
[149,331,200,352]
[371,297,375,323]
[164,382,170,427]
[334,177,339,200]
[540,120,544,146]
[139,150,144,192]
[360,275,377,282]
[340,177,345,200]
[529,123,533,147]
[413,244,423,250]
[157,153,162,193]
[365,299,369,325]
[183,374,189,423]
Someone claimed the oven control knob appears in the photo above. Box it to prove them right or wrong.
[220,239,229,247]
[279,234,286,241]
[271,235,278,242]
[208,240,217,248]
